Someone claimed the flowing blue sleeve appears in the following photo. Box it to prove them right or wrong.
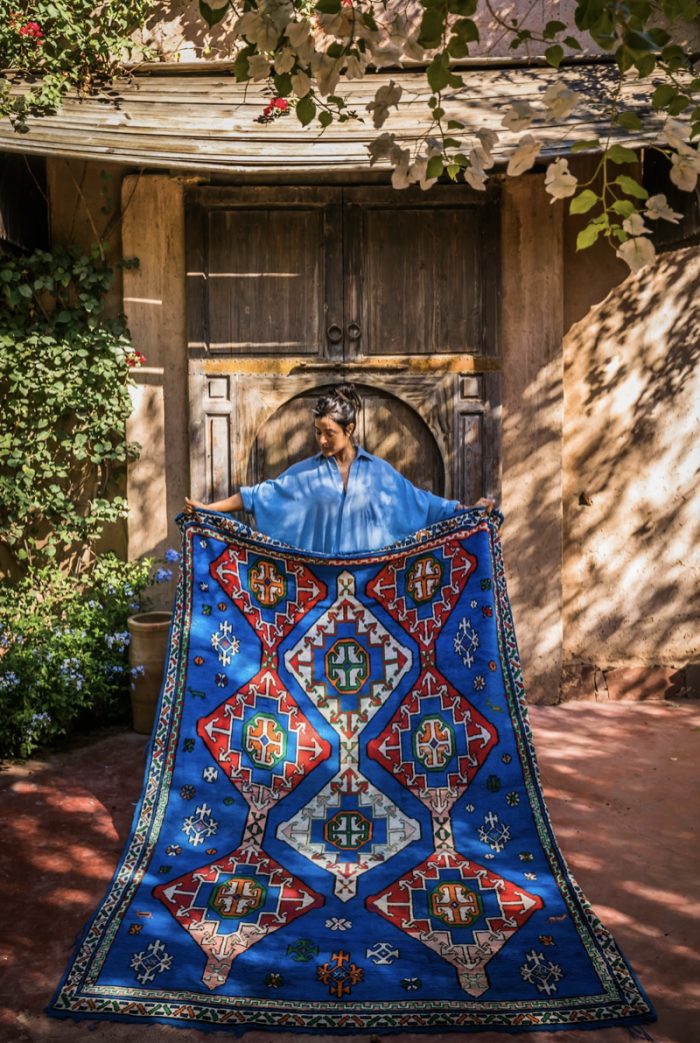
[369,458,461,540]
[239,467,308,543]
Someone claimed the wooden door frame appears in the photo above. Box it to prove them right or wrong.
[186,184,502,507]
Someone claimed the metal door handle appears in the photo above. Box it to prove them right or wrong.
[327,323,343,343]
[347,321,362,340]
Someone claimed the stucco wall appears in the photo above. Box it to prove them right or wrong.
[562,246,700,685]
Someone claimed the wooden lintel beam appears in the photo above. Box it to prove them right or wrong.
[194,356,502,375]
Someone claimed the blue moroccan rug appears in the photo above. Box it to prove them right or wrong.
[48,509,656,1034]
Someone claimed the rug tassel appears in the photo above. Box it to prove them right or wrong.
[628,1027,658,1041]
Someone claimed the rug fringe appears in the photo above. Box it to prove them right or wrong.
[628,1027,658,1041]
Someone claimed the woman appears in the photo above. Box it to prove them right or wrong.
[184,383,494,554]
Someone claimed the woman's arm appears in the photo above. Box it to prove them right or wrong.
[183,493,245,515]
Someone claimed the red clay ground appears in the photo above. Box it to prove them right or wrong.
[1,700,698,1043]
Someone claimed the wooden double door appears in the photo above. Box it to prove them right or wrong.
[186,185,501,511]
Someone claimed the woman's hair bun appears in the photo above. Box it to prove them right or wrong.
[332,382,362,413]
[312,382,362,435]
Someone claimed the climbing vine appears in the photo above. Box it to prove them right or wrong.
[0,245,142,570]
[0,0,148,130]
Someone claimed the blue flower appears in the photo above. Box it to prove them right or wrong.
[131,665,145,678]
[129,602,140,611]
[164,548,180,563]
[153,568,172,584]
[105,632,130,650]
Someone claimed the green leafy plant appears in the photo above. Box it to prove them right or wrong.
[0,245,141,569]
[0,549,179,759]
[0,0,149,130]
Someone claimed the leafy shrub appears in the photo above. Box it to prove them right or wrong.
[0,551,178,759]
[0,245,141,569]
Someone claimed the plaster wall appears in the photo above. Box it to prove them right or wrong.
[47,158,127,321]
[500,175,564,705]
[141,0,598,63]
[122,175,190,607]
[562,246,700,681]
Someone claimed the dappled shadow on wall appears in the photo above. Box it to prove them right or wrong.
[562,245,700,666]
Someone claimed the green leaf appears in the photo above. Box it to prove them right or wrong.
[427,52,451,93]
[661,44,686,61]
[198,0,230,28]
[319,110,333,128]
[446,0,477,13]
[446,163,460,180]
[326,42,345,58]
[233,48,252,82]
[611,199,636,217]
[543,19,567,37]
[443,136,461,148]
[614,174,649,199]
[274,72,292,97]
[571,138,600,152]
[564,35,581,49]
[669,94,691,115]
[315,0,341,11]
[652,83,678,110]
[426,155,444,179]
[544,44,564,68]
[576,223,603,250]
[616,111,643,131]
[418,10,446,48]
[296,95,316,126]
[570,190,599,215]
[635,53,656,77]
[447,36,469,58]
[447,120,465,129]
[605,144,639,164]
[452,17,479,41]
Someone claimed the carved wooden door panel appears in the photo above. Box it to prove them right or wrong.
[186,185,501,514]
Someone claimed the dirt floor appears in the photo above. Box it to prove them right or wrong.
[0,700,698,1043]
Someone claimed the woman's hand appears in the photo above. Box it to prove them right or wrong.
[474,498,496,514]
[184,497,205,516]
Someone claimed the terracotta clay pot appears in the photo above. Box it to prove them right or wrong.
[127,611,173,734]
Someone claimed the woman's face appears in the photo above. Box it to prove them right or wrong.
[314,415,354,457]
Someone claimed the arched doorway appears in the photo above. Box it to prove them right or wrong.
[246,384,444,494]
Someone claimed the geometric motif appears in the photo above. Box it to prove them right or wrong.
[520,949,565,995]
[279,571,419,901]
[367,850,543,996]
[316,950,363,997]
[453,616,480,668]
[210,620,240,666]
[477,810,511,852]
[153,847,324,991]
[129,939,173,985]
[181,803,218,847]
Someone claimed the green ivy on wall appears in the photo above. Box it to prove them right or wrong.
[0,245,141,569]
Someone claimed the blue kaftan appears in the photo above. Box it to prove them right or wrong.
[239,446,460,555]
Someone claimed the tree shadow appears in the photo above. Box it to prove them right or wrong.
[562,245,700,673]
